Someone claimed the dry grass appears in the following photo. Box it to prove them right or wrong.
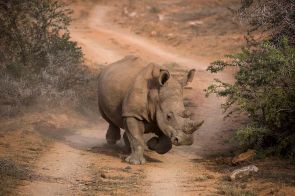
[218,184,257,196]
[0,61,99,118]
[109,0,246,60]
[0,124,51,195]
[201,156,295,195]
[79,165,145,195]
[0,159,31,195]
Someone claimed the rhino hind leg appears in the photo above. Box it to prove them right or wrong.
[147,135,172,154]
[106,123,121,145]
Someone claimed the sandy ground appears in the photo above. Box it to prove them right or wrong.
[17,2,238,195]
[13,1,295,196]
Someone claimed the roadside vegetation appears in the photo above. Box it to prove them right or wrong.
[0,0,97,117]
[0,0,98,194]
[206,0,295,160]
[0,0,294,195]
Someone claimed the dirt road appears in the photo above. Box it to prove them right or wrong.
[19,2,240,195]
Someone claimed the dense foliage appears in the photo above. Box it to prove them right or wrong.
[206,0,295,160]
[206,38,295,160]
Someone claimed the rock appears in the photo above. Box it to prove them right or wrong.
[123,7,137,18]
[123,7,129,15]
[167,33,174,37]
[230,165,258,181]
[150,31,157,36]
[28,147,41,151]
[206,174,215,179]
[100,172,107,178]
[188,20,204,27]
[124,166,132,170]
[173,40,181,46]
[158,14,165,21]
[232,149,256,164]
[129,11,137,18]
[221,175,231,181]
[147,6,160,14]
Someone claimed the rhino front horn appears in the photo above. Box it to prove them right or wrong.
[183,120,204,134]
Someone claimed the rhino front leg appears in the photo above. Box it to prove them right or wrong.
[124,117,146,164]
[123,132,131,153]
[106,123,121,145]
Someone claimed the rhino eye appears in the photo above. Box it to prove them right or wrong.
[167,112,173,121]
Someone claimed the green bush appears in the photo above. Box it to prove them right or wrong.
[206,38,295,160]
[234,125,270,149]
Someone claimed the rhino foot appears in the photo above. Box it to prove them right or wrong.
[125,154,146,165]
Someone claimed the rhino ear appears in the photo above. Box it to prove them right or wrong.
[159,69,170,86]
[182,69,195,86]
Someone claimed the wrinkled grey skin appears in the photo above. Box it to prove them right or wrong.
[97,55,204,164]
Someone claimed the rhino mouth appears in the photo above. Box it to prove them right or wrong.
[171,134,193,146]
[170,120,204,146]
[171,135,184,146]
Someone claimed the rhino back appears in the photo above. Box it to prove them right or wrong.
[97,56,145,128]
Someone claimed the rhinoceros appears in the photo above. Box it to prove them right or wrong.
[97,55,204,164]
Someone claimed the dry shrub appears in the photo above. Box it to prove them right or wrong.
[237,0,295,44]
[0,0,99,117]
[0,159,30,195]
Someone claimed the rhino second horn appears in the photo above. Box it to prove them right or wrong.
[180,110,192,118]
[184,120,204,134]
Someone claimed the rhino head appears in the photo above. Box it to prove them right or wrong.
[155,68,204,146]
[122,63,203,147]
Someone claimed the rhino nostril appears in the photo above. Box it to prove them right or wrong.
[172,137,179,145]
